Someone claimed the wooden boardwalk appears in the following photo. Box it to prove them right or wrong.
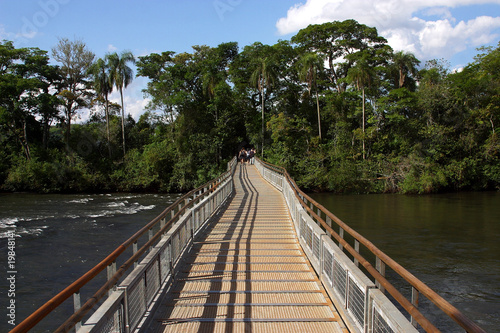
[149,164,346,333]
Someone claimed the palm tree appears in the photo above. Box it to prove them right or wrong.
[347,56,375,159]
[392,50,420,88]
[88,57,113,158]
[298,53,324,140]
[108,51,136,156]
[250,57,277,157]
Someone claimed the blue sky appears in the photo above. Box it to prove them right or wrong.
[1,0,499,120]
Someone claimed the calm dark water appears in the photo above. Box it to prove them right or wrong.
[310,191,500,332]
[0,192,181,332]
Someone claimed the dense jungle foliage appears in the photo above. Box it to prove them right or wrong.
[1,20,499,194]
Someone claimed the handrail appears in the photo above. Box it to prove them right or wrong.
[256,157,486,333]
[11,157,238,333]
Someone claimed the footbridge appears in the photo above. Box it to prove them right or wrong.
[12,158,485,333]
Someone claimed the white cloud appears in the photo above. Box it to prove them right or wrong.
[276,0,500,62]
[107,44,118,52]
[0,23,38,47]
[108,76,150,121]
[0,25,11,40]
[0,24,21,44]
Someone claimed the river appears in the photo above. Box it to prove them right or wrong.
[0,192,181,332]
[310,191,500,332]
[0,191,499,332]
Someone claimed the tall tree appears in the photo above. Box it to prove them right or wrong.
[298,52,324,140]
[136,51,177,129]
[347,53,375,159]
[51,38,95,149]
[391,50,420,88]
[250,56,277,157]
[292,19,389,93]
[0,42,62,159]
[108,50,136,156]
[88,57,113,157]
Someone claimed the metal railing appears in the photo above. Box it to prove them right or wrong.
[11,157,238,333]
[255,157,486,333]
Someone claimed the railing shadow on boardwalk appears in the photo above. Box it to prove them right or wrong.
[153,164,259,333]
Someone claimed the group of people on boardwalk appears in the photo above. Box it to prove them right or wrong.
[239,147,256,165]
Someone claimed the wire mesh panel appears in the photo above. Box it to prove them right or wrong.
[192,208,199,231]
[145,259,160,306]
[300,215,306,240]
[372,308,393,333]
[171,231,180,263]
[126,276,146,331]
[304,224,313,249]
[159,241,170,282]
[368,289,419,333]
[348,273,366,329]
[79,291,125,333]
[179,222,187,250]
[298,209,326,273]
[332,257,348,306]
[323,245,334,285]
[90,307,123,333]
[313,233,321,261]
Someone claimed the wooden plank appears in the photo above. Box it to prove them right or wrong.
[170,303,329,307]
[160,318,338,323]
[171,290,325,294]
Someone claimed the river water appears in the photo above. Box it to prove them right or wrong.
[0,191,499,332]
[310,191,500,332]
[0,192,181,332]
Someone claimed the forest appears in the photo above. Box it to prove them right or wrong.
[1,20,499,194]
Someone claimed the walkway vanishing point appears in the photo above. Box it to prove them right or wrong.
[12,157,486,333]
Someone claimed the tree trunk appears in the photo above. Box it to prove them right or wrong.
[261,84,265,158]
[22,120,31,160]
[105,95,111,159]
[65,107,72,152]
[399,68,405,88]
[315,83,321,140]
[120,88,126,157]
[42,118,49,150]
[362,87,365,160]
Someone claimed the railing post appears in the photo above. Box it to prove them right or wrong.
[190,208,195,240]
[376,257,386,293]
[122,288,130,333]
[354,240,360,267]
[73,291,81,332]
[107,261,117,294]
[168,238,173,275]
[339,227,345,251]
[148,228,153,243]
[326,215,332,229]
[411,287,419,328]
[133,241,138,268]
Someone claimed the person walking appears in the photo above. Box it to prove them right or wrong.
[248,148,255,165]
[239,148,247,165]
